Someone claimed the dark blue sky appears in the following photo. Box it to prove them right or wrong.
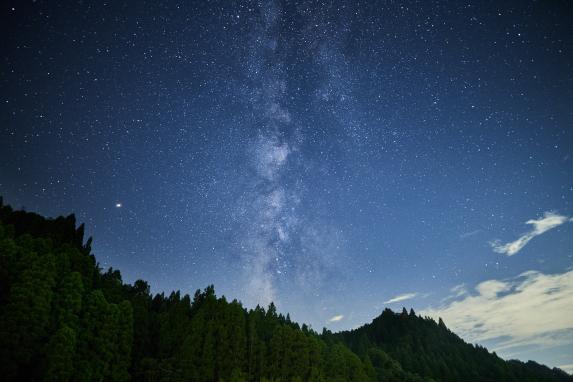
[1,0,572,371]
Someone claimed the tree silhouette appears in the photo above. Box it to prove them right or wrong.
[0,203,571,382]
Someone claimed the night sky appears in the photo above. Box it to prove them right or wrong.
[1,0,573,372]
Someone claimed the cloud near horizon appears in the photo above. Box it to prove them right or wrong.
[422,269,573,356]
[490,212,571,256]
[384,292,418,304]
[558,364,573,374]
[328,314,344,322]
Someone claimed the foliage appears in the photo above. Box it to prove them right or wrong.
[0,199,571,382]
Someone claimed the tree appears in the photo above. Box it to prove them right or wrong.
[109,301,133,382]
[0,248,56,380]
[1,205,572,382]
[53,271,83,330]
[200,321,216,381]
[43,325,76,382]
[74,290,116,382]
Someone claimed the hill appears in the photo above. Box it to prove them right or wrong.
[334,308,572,382]
[0,199,570,381]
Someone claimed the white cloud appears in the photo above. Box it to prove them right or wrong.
[385,292,418,304]
[451,284,468,297]
[491,212,571,256]
[476,280,511,298]
[422,269,573,354]
[328,314,344,322]
[558,364,573,374]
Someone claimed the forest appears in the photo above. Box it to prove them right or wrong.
[0,198,571,382]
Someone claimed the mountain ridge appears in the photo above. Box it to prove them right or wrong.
[0,199,570,381]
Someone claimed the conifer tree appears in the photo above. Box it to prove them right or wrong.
[53,271,83,329]
[43,325,76,382]
[109,300,133,382]
[0,248,56,380]
[74,290,116,382]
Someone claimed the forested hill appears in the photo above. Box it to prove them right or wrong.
[334,309,573,382]
[0,200,571,382]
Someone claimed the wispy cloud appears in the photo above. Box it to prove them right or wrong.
[450,284,468,297]
[460,229,482,239]
[422,270,573,354]
[491,212,571,256]
[385,292,418,304]
[440,284,468,303]
[328,314,344,322]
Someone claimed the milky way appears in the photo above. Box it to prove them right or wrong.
[1,0,572,371]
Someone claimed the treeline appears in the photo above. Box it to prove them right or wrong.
[335,308,573,382]
[0,201,419,382]
[0,200,571,382]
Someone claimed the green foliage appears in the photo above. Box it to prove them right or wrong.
[336,308,573,382]
[44,325,77,382]
[0,244,56,380]
[53,271,83,330]
[0,203,572,382]
[111,301,134,382]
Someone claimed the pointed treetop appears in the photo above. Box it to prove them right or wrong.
[267,302,277,318]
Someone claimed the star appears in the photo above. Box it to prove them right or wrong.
[1,0,571,371]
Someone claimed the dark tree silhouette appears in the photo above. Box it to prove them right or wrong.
[0,201,571,382]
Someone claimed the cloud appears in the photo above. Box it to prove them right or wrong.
[450,284,468,297]
[385,292,418,304]
[422,269,573,354]
[558,364,573,374]
[491,212,571,256]
[328,314,344,322]
[460,229,482,239]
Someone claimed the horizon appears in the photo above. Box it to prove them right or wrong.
[1,0,572,374]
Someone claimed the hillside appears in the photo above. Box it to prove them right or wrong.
[334,309,572,382]
[0,200,570,382]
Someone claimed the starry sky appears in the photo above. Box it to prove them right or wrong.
[1,0,573,372]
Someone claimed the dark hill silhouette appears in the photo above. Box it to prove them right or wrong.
[334,307,572,382]
[0,198,570,381]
